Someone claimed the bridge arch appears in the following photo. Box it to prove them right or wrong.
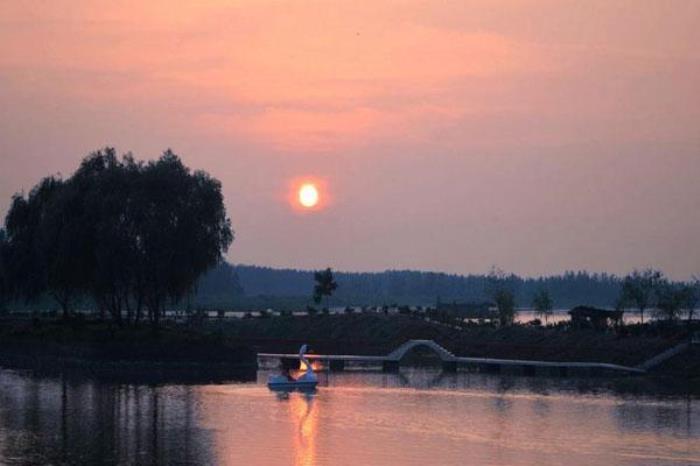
[386,340,456,362]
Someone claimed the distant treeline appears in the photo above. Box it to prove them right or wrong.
[233,265,625,308]
[192,262,244,306]
[0,257,687,312]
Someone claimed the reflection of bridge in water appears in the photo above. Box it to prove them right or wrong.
[258,339,645,377]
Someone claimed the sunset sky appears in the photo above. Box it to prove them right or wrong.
[1,1,698,278]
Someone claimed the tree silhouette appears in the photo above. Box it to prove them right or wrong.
[486,267,517,326]
[313,267,338,308]
[3,176,90,318]
[532,289,553,325]
[655,280,684,322]
[621,269,663,324]
[0,229,8,313]
[130,150,233,330]
[2,148,233,328]
[680,278,699,324]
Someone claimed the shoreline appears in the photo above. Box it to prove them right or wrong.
[0,351,257,385]
[1,314,698,382]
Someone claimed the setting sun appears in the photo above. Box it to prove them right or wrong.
[298,183,319,208]
[288,177,329,212]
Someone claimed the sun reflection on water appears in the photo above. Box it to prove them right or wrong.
[290,394,318,466]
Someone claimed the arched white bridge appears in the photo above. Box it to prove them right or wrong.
[386,339,456,362]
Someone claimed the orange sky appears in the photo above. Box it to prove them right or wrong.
[1,1,699,278]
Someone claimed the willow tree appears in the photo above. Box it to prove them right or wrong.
[134,150,233,329]
[2,148,233,328]
[0,229,8,312]
[3,176,90,318]
[73,149,141,323]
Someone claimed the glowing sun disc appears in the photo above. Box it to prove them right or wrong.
[298,183,319,208]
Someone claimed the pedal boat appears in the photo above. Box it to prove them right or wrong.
[267,344,318,391]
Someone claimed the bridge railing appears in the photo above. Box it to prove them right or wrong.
[386,339,456,361]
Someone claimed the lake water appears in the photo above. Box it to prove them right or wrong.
[0,367,698,465]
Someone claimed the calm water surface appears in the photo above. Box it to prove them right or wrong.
[0,367,698,465]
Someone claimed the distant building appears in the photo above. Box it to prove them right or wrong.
[568,306,623,330]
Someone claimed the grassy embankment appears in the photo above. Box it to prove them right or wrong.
[1,313,696,378]
[0,318,255,382]
[210,313,690,367]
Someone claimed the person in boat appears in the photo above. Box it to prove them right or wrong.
[282,366,295,381]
